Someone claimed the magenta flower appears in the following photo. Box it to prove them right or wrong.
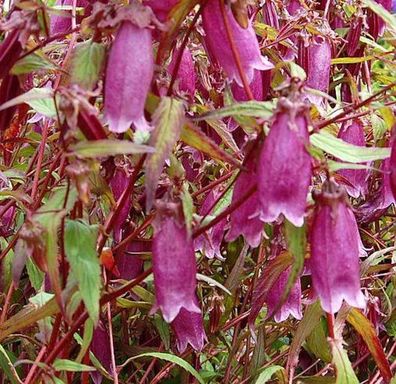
[144,0,178,22]
[257,96,312,227]
[91,322,112,384]
[231,69,270,102]
[337,119,368,198]
[152,200,200,322]
[168,46,196,101]
[266,268,302,322]
[226,149,263,247]
[114,240,146,280]
[300,35,332,105]
[195,188,227,259]
[104,21,153,133]
[367,0,392,39]
[171,300,207,353]
[202,0,272,86]
[346,16,363,57]
[310,180,366,314]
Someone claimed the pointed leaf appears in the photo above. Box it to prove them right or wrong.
[53,359,96,372]
[145,97,184,210]
[65,220,101,324]
[330,339,359,384]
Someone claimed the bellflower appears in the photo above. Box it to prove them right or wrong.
[337,119,368,198]
[300,35,332,105]
[258,94,312,227]
[390,133,396,201]
[195,188,227,259]
[144,0,178,22]
[91,322,112,384]
[202,0,272,86]
[104,21,153,133]
[231,69,270,102]
[171,300,207,353]
[115,240,146,280]
[310,180,366,314]
[226,149,263,247]
[367,0,392,39]
[266,268,302,322]
[168,46,196,101]
[152,200,200,322]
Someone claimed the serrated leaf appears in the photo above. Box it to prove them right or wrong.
[145,97,184,211]
[70,40,106,91]
[130,352,205,384]
[70,139,154,158]
[53,359,96,372]
[311,131,390,162]
[255,365,285,384]
[12,53,58,75]
[193,100,275,121]
[0,88,56,117]
[331,340,359,384]
[346,308,392,383]
[65,220,101,324]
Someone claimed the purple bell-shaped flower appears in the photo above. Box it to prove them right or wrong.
[310,180,366,314]
[104,20,153,133]
[202,0,272,86]
[152,200,200,322]
[258,92,312,227]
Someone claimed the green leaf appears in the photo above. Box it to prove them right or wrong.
[70,139,154,158]
[65,220,101,324]
[363,0,396,31]
[331,340,359,384]
[347,308,392,382]
[131,352,205,384]
[331,56,374,65]
[298,377,336,384]
[70,40,106,90]
[255,365,285,384]
[193,100,275,121]
[26,257,45,291]
[145,97,185,210]
[0,345,22,384]
[76,319,94,364]
[328,160,378,172]
[0,88,56,117]
[196,273,232,296]
[53,359,96,372]
[286,301,323,372]
[181,182,194,234]
[305,318,332,363]
[153,315,171,350]
[11,53,58,75]
[311,131,390,162]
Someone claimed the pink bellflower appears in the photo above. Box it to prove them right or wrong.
[151,200,200,322]
[202,0,272,86]
[258,93,312,227]
[310,180,366,314]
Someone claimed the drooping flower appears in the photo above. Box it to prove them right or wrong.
[310,180,366,314]
[168,46,196,101]
[144,0,178,22]
[195,188,228,259]
[202,0,272,86]
[258,94,312,227]
[299,35,332,105]
[104,20,153,133]
[171,300,207,353]
[231,69,270,102]
[152,200,200,322]
[367,0,392,40]
[337,119,368,198]
[114,240,146,280]
[90,322,112,384]
[226,148,263,247]
[266,268,302,322]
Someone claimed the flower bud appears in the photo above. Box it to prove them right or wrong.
[202,0,272,86]
[310,180,365,314]
[104,21,153,133]
[337,119,368,198]
[171,302,207,353]
[152,200,200,322]
[258,95,312,227]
